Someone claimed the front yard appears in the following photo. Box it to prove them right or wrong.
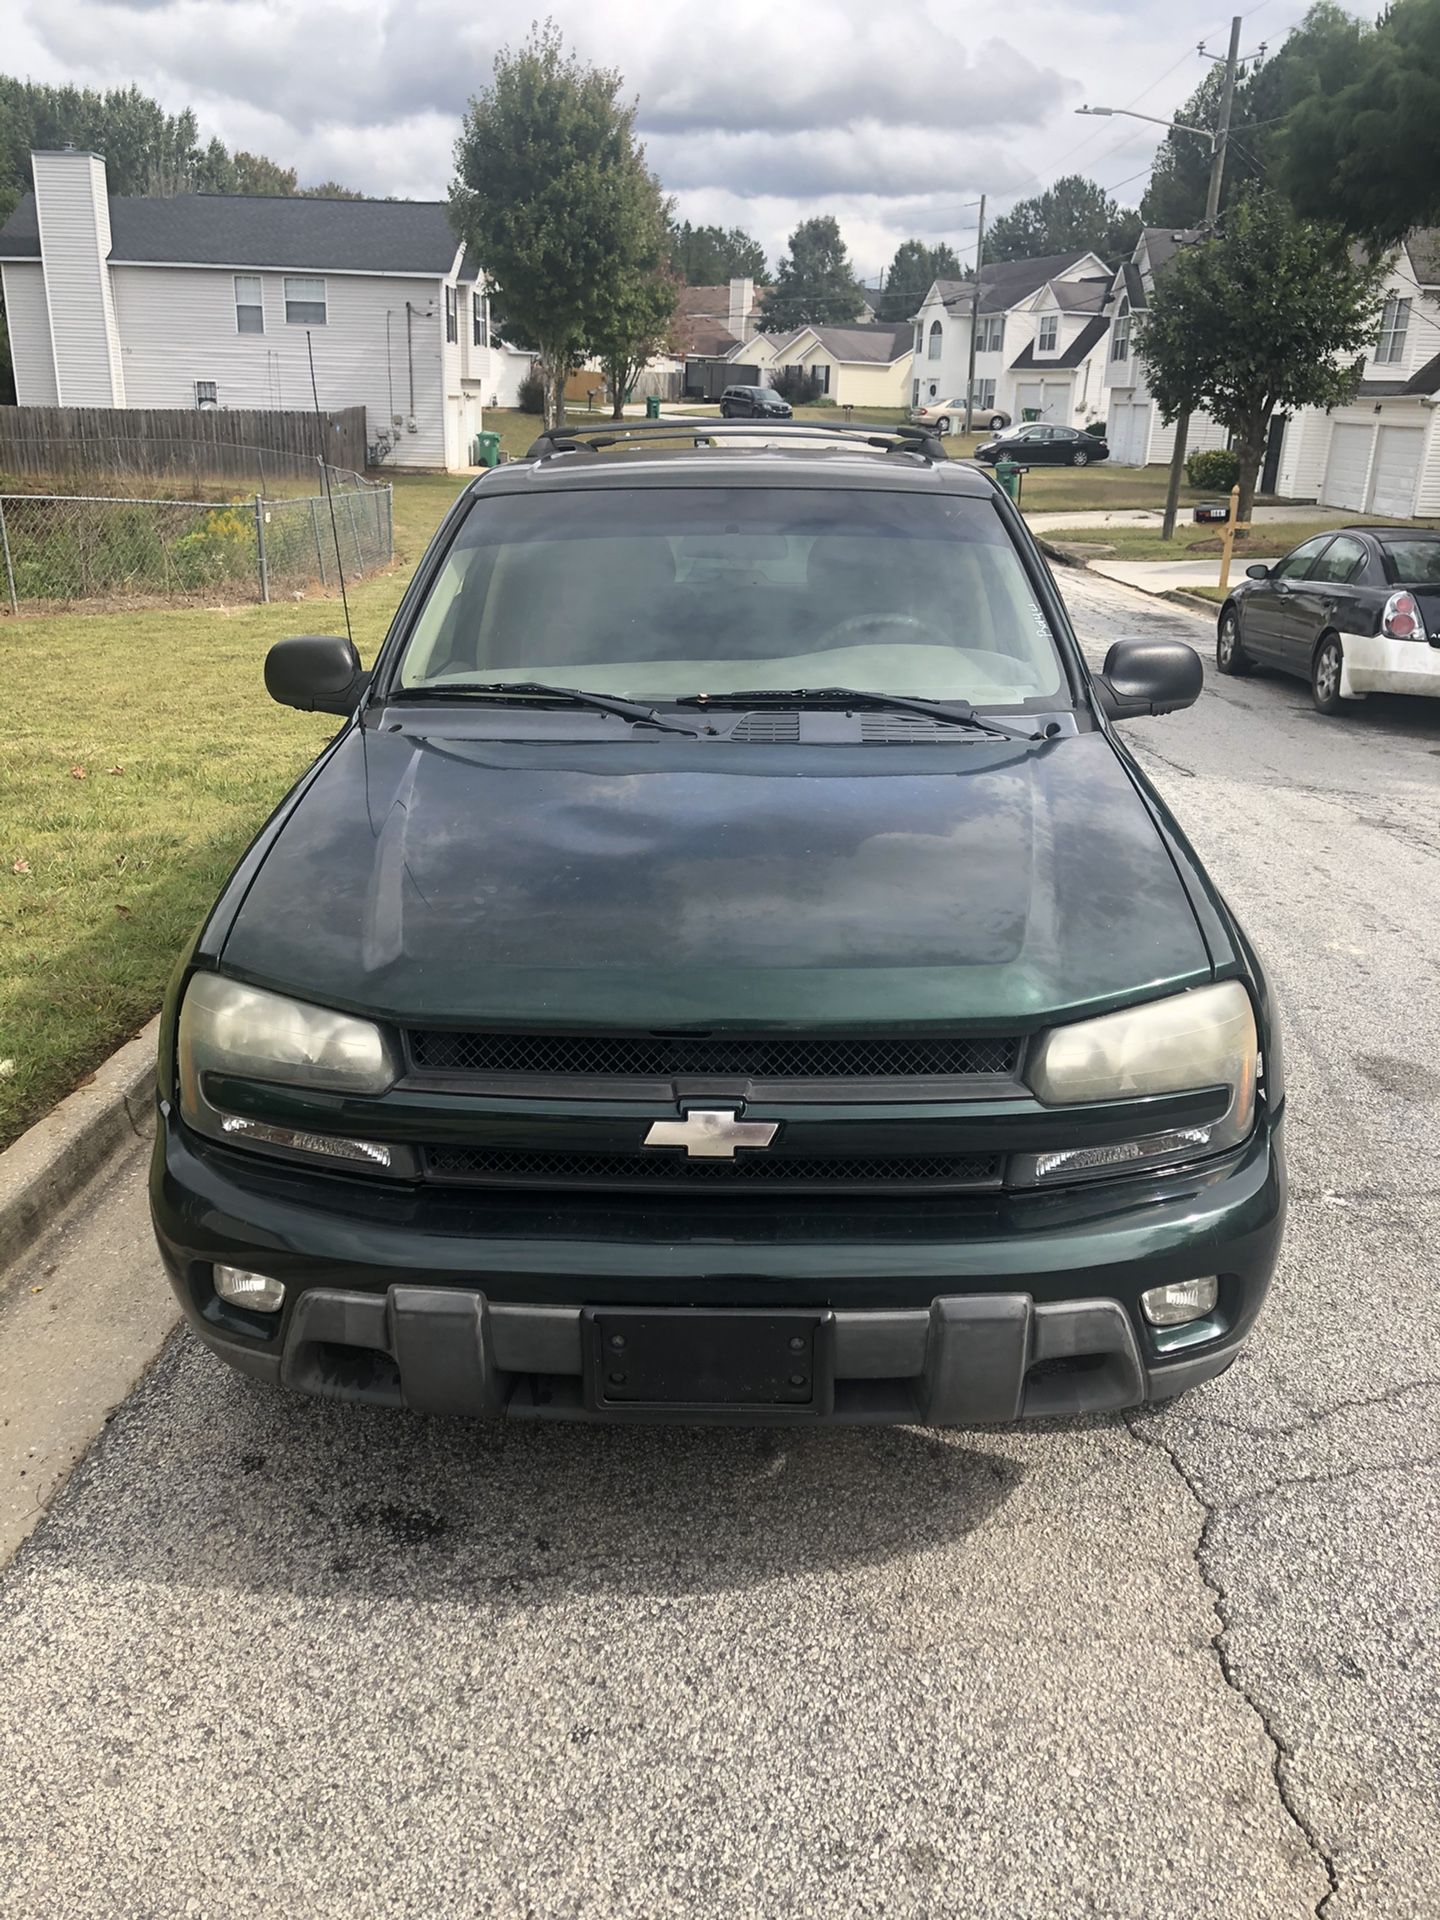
[0,472,466,1148]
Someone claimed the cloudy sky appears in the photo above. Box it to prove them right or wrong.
[5,0,1382,281]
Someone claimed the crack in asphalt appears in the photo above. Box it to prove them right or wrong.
[1124,1410,1343,1920]
[1178,1375,1440,1446]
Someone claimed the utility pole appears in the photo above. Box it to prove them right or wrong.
[1161,13,1242,540]
[965,193,986,433]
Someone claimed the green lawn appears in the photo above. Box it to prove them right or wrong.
[1037,510,1440,565]
[0,471,467,1148]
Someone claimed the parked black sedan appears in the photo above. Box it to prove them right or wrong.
[1217,525,1440,716]
[974,423,1109,467]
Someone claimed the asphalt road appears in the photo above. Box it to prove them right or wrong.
[1,574,1437,1920]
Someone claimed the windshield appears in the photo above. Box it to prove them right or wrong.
[1380,537,1440,585]
[395,486,1066,706]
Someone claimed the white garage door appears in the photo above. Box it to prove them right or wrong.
[1015,381,1043,421]
[1109,402,1148,466]
[1320,423,1373,510]
[1369,426,1424,518]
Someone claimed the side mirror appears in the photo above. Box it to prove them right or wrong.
[264,634,368,715]
[1245,562,1271,580]
[1096,637,1203,722]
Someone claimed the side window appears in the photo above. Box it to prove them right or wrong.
[1273,536,1334,582]
[234,275,263,334]
[1310,535,1368,584]
[284,276,326,325]
[445,285,458,344]
[928,319,942,360]
[473,290,486,346]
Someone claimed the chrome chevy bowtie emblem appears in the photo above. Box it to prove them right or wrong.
[643,1109,780,1159]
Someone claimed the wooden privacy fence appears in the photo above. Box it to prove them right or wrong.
[0,405,368,489]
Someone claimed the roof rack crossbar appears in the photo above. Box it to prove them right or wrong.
[522,417,948,462]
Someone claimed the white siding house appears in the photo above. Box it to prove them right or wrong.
[1101,230,1230,467]
[1272,234,1440,520]
[0,149,513,470]
[907,252,1112,429]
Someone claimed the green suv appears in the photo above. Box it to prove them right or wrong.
[150,420,1284,1426]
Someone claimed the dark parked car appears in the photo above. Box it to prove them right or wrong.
[719,384,792,419]
[975,423,1110,467]
[1217,525,1440,714]
[151,417,1284,1428]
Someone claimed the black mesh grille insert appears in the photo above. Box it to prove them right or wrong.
[424,1146,1002,1190]
[408,1030,1020,1080]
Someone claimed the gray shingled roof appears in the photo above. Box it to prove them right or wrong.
[801,322,912,363]
[1404,230,1440,286]
[937,251,1105,317]
[1141,227,1203,276]
[0,190,468,276]
[1008,315,1110,372]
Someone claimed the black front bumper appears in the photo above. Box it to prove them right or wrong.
[150,1106,1285,1426]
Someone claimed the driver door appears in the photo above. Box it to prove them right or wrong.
[1242,535,1333,662]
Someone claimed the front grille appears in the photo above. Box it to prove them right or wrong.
[407,1030,1020,1081]
[423,1146,1002,1192]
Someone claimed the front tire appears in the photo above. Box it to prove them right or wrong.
[1216,605,1253,676]
[1312,635,1349,716]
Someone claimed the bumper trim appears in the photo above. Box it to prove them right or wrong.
[242,1284,1197,1425]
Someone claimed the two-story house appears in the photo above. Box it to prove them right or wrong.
[1101,230,1232,468]
[0,148,528,470]
[1269,233,1440,518]
[908,252,1113,429]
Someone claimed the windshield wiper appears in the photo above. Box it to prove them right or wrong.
[388,681,708,737]
[675,686,1048,742]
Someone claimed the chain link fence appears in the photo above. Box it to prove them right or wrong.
[0,468,392,614]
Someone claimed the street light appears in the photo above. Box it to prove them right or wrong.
[1076,105,1217,149]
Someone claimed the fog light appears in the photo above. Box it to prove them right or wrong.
[213,1264,286,1313]
[1141,1277,1218,1328]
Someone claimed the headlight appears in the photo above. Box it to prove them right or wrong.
[1017,981,1258,1184]
[178,974,398,1119]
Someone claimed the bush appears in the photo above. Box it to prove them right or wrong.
[772,366,825,405]
[1185,447,1240,492]
[516,373,545,415]
[1083,420,1107,438]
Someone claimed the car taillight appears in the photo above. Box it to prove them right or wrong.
[1382,590,1422,639]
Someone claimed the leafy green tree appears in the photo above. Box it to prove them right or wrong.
[590,265,679,417]
[760,216,864,332]
[989,174,1141,265]
[451,24,672,426]
[1140,192,1386,529]
[667,220,770,284]
[1275,0,1440,240]
[875,238,961,319]
[231,152,299,196]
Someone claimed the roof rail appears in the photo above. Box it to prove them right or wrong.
[522,417,949,462]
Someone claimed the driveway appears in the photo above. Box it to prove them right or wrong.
[0,575,1437,1919]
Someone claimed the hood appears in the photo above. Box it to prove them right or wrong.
[219,725,1211,1030]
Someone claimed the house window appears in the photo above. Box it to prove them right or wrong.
[234,275,263,334]
[976,315,1004,354]
[473,291,486,346]
[1111,300,1131,363]
[1038,313,1059,352]
[284,276,326,325]
[194,380,218,408]
[914,322,923,354]
[928,319,942,360]
[812,363,831,394]
[976,378,996,411]
[445,285,458,344]
[912,378,920,406]
[1376,294,1411,364]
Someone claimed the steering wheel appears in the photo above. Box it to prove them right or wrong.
[816,611,950,648]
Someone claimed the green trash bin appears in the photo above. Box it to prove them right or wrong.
[645,393,662,420]
[994,458,1023,502]
[473,430,501,469]
[1021,407,1041,423]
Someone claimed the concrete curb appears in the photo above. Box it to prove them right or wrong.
[0,1017,159,1273]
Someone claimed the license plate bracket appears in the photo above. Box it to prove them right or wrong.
[584,1308,834,1415]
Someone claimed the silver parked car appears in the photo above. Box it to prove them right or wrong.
[910,396,1012,435]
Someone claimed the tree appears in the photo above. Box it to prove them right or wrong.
[1275,0,1440,240]
[760,216,864,332]
[667,219,769,284]
[989,174,1141,265]
[231,152,299,196]
[590,264,679,417]
[451,25,672,426]
[1140,192,1386,529]
[874,238,961,319]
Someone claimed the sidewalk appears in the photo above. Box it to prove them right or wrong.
[1089,558,1225,593]
[1026,504,1322,533]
